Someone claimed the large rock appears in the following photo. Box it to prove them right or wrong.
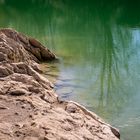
[0,28,56,63]
[0,28,120,140]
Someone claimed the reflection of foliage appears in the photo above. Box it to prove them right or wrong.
[97,23,131,118]
[1,0,140,32]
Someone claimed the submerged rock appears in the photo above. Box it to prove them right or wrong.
[0,28,120,140]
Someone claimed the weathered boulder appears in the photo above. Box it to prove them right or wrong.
[0,28,120,140]
[0,28,56,63]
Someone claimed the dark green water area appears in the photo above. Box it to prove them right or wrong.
[0,0,140,139]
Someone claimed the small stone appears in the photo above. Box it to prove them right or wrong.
[65,103,78,113]
[9,89,26,96]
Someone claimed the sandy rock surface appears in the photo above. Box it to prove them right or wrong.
[0,28,120,140]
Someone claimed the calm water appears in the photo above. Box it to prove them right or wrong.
[0,0,140,139]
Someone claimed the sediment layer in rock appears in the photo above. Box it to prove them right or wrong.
[0,28,120,140]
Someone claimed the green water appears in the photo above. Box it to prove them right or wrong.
[1,0,140,139]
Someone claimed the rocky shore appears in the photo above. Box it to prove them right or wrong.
[0,28,120,140]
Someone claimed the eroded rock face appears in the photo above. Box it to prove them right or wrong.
[0,28,56,62]
[0,28,120,140]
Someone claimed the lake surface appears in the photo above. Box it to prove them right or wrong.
[0,0,140,139]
